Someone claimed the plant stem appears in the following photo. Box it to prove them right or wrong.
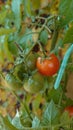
[0,71,5,79]
[58,92,63,107]
[50,28,59,51]
[24,42,37,60]
[37,41,47,57]
[14,42,23,52]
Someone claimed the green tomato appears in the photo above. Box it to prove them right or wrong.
[13,64,26,81]
[5,73,23,90]
[25,53,37,71]
[23,72,45,94]
[20,117,32,127]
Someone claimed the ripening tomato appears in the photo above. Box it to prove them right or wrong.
[64,106,73,117]
[36,54,60,76]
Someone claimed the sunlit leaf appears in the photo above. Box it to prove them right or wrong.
[32,116,40,128]
[12,110,24,129]
[11,0,22,30]
[43,100,58,125]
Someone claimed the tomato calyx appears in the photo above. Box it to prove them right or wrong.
[36,53,60,76]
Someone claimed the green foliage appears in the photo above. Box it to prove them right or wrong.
[63,26,73,44]
[8,42,19,56]
[59,0,73,27]
[11,0,22,30]
[0,28,15,35]
[0,10,8,25]
[0,0,73,129]
[5,73,23,90]
[12,111,24,129]
[32,117,40,128]
[39,30,48,45]
[24,0,32,17]
[31,0,41,10]
[3,116,18,130]
[17,28,33,50]
[0,116,6,130]
[47,87,63,104]
[60,111,71,125]
[42,100,59,125]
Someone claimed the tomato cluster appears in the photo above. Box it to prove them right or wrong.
[5,51,60,93]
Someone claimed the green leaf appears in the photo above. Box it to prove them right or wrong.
[0,116,5,130]
[43,100,58,125]
[20,110,32,127]
[0,11,7,25]
[11,0,21,30]
[31,0,41,10]
[17,28,33,49]
[0,28,15,35]
[39,30,48,45]
[32,94,42,111]
[47,87,63,104]
[2,116,18,130]
[32,117,40,128]
[0,36,5,63]
[24,0,32,17]
[0,36,13,62]
[8,42,19,56]
[12,110,24,129]
[59,0,73,27]
[63,26,73,44]
[60,111,71,125]
[5,73,22,90]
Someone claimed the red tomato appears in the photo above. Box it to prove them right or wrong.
[36,54,60,76]
[64,106,73,117]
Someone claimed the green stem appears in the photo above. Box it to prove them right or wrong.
[58,92,63,107]
[24,41,37,60]
[0,71,5,79]
[14,42,23,52]
[37,41,47,57]
[50,28,59,51]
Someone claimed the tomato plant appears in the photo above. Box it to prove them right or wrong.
[36,54,60,76]
[0,0,73,130]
